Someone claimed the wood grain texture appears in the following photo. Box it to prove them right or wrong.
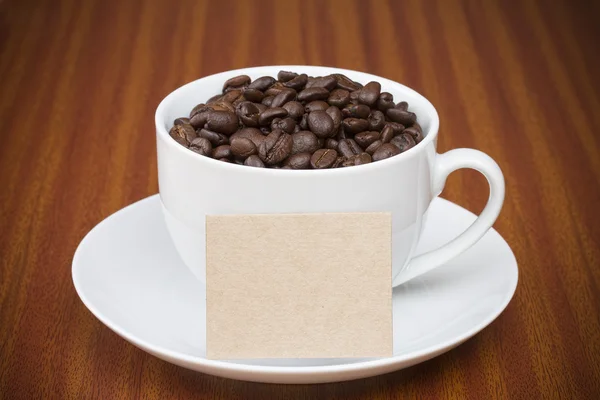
[1,0,599,398]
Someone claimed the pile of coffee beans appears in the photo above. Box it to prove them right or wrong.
[169,71,423,169]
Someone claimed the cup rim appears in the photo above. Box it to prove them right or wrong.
[155,65,440,176]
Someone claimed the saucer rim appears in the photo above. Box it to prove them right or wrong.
[72,194,518,377]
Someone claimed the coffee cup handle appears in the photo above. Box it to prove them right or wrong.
[395,148,505,286]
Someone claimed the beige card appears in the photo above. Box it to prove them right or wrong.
[205,212,392,359]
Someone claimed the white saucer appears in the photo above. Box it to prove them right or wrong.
[72,195,518,384]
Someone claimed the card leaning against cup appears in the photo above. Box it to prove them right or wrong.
[206,212,393,359]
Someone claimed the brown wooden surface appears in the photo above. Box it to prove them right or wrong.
[1,0,599,398]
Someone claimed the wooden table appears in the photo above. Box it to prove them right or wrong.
[1,0,599,398]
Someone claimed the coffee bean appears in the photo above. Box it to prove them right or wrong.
[349,90,360,105]
[270,88,296,108]
[230,137,257,159]
[333,73,361,91]
[206,94,222,104]
[218,158,232,163]
[307,110,335,138]
[403,126,423,142]
[345,104,370,119]
[412,122,422,134]
[277,70,298,82]
[283,152,312,169]
[358,81,381,106]
[282,101,305,120]
[291,131,320,155]
[258,107,288,126]
[211,101,235,113]
[305,100,330,113]
[299,113,309,130]
[213,144,232,159]
[236,101,260,127]
[169,124,195,146]
[325,138,339,149]
[377,92,395,112]
[310,148,338,169]
[223,75,250,92]
[385,122,406,135]
[372,142,401,161]
[244,154,265,168]
[189,103,208,118]
[205,110,239,135]
[255,103,267,113]
[189,137,212,156]
[174,117,190,125]
[387,108,417,125]
[336,129,347,140]
[365,140,383,155]
[328,89,350,107]
[189,107,211,129]
[258,129,293,165]
[354,131,381,148]
[325,106,343,131]
[243,88,264,103]
[342,118,369,135]
[305,75,337,91]
[248,76,276,91]
[338,138,363,158]
[381,125,394,143]
[198,128,229,146]
[332,156,346,168]
[264,82,287,96]
[368,110,386,131]
[283,74,308,90]
[390,133,417,152]
[298,87,330,102]
[230,127,264,147]
[221,89,244,104]
[271,117,296,133]
[343,152,372,167]
[396,101,408,111]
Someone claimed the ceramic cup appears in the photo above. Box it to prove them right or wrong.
[155,66,505,286]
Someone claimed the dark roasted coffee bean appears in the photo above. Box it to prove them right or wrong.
[390,133,417,152]
[372,142,401,161]
[342,118,369,135]
[283,152,311,169]
[271,117,296,133]
[365,140,383,155]
[347,104,371,119]
[377,92,395,112]
[277,70,298,82]
[271,88,297,108]
[205,110,238,135]
[396,101,408,111]
[325,138,339,149]
[169,124,195,146]
[349,90,360,105]
[343,152,372,167]
[230,127,264,147]
[412,122,422,133]
[308,110,335,138]
[387,108,417,125]
[381,125,394,143]
[255,103,267,113]
[174,117,190,126]
[244,154,265,168]
[354,131,381,148]
[218,158,232,163]
[310,148,338,169]
[248,76,276,91]
[327,89,350,107]
[338,138,363,158]
[223,75,250,92]
[282,101,305,121]
[333,73,361,91]
[190,108,211,129]
[368,110,386,131]
[325,106,342,131]
[206,94,222,104]
[357,81,381,107]
[236,101,260,127]
[403,126,423,142]
[190,103,208,118]
[305,75,337,91]
[299,113,309,130]
[198,128,228,146]
[332,156,346,168]
[221,89,243,104]
[291,131,320,155]
[230,137,257,158]
[264,82,287,97]
[258,107,288,126]
[283,73,308,90]
[385,122,406,135]
[298,87,330,102]
[210,100,235,113]
[213,144,232,159]
[258,129,293,165]
[189,137,212,156]
[305,100,329,113]
[243,88,264,103]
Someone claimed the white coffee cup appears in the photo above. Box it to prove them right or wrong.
[155,66,505,286]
